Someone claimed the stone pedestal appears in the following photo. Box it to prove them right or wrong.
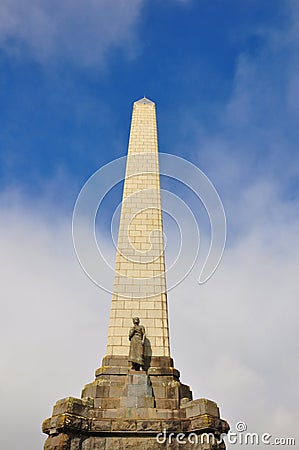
[120,372,155,411]
[42,356,229,449]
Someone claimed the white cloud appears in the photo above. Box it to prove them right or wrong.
[1,164,298,449]
[0,194,111,449]
[168,185,299,445]
[0,0,144,66]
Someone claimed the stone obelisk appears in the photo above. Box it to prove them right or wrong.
[106,96,170,362]
[42,97,229,450]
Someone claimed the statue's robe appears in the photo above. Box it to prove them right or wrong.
[128,325,145,366]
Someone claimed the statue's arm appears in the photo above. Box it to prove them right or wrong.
[129,327,135,340]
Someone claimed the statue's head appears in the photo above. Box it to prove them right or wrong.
[132,317,140,325]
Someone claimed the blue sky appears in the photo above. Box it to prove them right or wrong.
[1,1,299,449]
[0,0,294,200]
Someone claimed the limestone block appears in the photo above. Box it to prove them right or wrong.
[161,420,181,432]
[136,419,162,431]
[44,433,70,450]
[104,437,162,450]
[81,383,110,398]
[151,384,166,399]
[53,397,93,417]
[120,396,155,408]
[70,437,82,450]
[156,409,182,420]
[123,407,158,420]
[111,420,137,431]
[179,383,193,402]
[109,385,125,398]
[182,398,220,418]
[90,420,112,432]
[81,437,106,450]
[94,398,120,409]
[156,398,179,409]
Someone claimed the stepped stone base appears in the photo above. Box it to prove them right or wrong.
[43,356,229,449]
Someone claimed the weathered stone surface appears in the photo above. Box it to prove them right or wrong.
[181,398,219,418]
[154,408,186,419]
[136,420,162,431]
[95,366,128,376]
[148,367,180,378]
[126,383,152,396]
[44,433,70,450]
[108,385,124,398]
[82,437,106,450]
[118,372,156,410]
[123,407,158,419]
[90,419,112,432]
[70,437,82,450]
[42,418,52,434]
[188,414,229,434]
[120,396,155,408]
[179,383,193,402]
[93,397,120,409]
[82,383,111,399]
[53,397,93,417]
[162,420,181,432]
[151,384,166,398]
[111,420,137,431]
[156,398,179,409]
[105,437,164,450]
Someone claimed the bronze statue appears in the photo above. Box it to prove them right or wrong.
[128,317,145,371]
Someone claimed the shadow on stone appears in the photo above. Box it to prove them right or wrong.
[143,337,152,371]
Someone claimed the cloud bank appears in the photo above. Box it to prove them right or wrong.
[0,160,298,450]
[0,0,144,66]
[0,192,111,449]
